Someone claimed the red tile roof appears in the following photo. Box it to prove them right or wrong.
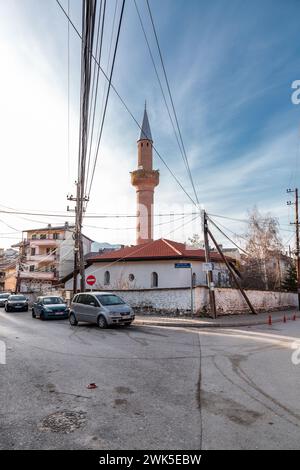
[86,238,226,263]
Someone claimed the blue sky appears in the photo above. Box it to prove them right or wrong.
[0,0,299,249]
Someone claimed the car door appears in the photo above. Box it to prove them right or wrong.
[35,298,42,316]
[83,294,99,324]
[73,294,88,321]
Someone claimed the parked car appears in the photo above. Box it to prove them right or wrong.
[32,296,69,320]
[5,294,29,312]
[0,292,11,307]
[69,292,135,328]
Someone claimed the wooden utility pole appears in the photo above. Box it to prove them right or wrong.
[287,188,300,310]
[202,210,217,318]
[207,227,257,315]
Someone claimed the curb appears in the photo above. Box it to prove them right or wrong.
[134,314,300,329]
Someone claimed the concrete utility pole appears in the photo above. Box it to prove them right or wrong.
[287,188,300,310]
[202,210,217,318]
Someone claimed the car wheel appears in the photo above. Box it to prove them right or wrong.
[69,312,78,326]
[32,309,36,318]
[97,315,108,329]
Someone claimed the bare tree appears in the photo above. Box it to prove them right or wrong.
[187,233,203,248]
[241,207,283,290]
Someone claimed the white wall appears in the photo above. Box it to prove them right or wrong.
[66,286,297,315]
[214,287,298,314]
[65,259,229,291]
[59,233,91,279]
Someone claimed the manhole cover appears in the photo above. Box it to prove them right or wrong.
[40,410,87,434]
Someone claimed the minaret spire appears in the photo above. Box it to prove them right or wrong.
[131,104,159,245]
[139,103,152,141]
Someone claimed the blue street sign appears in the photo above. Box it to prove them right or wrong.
[174,263,191,268]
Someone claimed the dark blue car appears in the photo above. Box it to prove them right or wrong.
[32,296,69,320]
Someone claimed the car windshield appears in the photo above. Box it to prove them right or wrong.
[96,294,125,306]
[42,297,64,305]
[9,296,26,301]
[0,294,9,299]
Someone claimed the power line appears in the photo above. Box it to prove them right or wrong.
[134,0,196,203]
[85,213,201,277]
[55,0,198,208]
[85,0,106,190]
[207,216,250,256]
[145,0,199,207]
[86,0,125,200]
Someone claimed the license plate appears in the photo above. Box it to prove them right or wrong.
[55,311,65,315]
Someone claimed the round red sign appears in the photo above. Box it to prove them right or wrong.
[86,275,96,286]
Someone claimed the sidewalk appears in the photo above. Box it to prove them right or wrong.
[134,310,300,328]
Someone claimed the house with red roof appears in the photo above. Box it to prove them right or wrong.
[65,238,232,291]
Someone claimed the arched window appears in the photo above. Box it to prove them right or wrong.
[104,271,110,286]
[192,273,196,287]
[151,272,158,288]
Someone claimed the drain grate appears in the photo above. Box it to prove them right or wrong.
[40,410,87,434]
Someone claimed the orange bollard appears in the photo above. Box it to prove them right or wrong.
[268,315,272,325]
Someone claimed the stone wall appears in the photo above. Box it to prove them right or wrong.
[214,287,298,314]
[100,286,298,315]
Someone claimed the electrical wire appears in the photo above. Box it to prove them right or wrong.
[207,216,250,256]
[86,0,125,200]
[145,0,199,207]
[55,0,198,208]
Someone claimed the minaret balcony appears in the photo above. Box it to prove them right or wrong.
[131,169,159,189]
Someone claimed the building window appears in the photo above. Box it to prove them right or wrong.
[151,272,158,288]
[40,234,46,240]
[31,248,36,256]
[104,271,110,285]
[217,272,222,287]
[129,274,135,282]
[192,273,196,287]
[29,265,35,272]
[141,142,143,147]
[32,234,37,240]
[146,142,149,146]
[53,233,59,240]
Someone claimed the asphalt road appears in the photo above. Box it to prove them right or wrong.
[0,309,299,450]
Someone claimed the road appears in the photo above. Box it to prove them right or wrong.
[0,309,299,450]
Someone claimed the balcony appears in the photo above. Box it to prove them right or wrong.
[19,271,56,280]
[26,239,59,247]
[27,254,57,262]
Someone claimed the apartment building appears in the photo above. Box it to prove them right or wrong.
[15,223,92,293]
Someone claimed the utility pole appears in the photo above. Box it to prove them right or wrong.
[68,0,96,297]
[207,227,257,315]
[287,188,300,310]
[202,210,217,318]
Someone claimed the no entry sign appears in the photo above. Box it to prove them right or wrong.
[86,275,96,286]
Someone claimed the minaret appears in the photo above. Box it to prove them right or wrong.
[131,104,159,245]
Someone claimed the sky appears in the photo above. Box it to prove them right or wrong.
[0,0,300,251]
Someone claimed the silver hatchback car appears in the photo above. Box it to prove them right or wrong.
[69,291,135,328]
